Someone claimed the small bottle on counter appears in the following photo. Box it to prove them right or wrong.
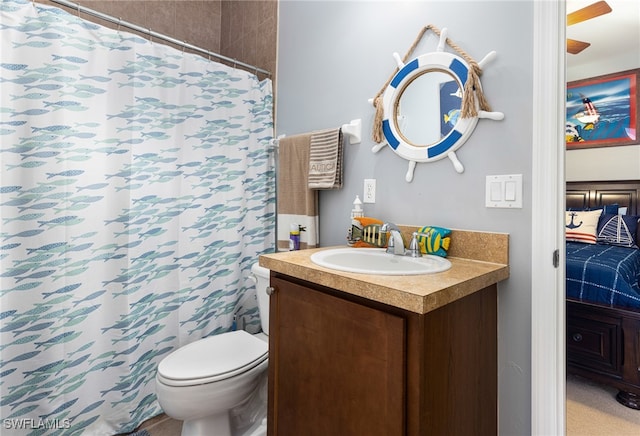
[289,224,300,251]
[351,195,364,219]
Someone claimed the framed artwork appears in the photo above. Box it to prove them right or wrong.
[566,69,639,149]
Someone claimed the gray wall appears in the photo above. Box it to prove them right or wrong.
[276,1,533,434]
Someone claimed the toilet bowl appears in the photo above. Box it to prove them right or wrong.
[155,263,271,436]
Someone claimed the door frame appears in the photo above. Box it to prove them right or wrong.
[531,1,566,434]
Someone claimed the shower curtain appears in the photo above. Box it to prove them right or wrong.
[0,0,275,434]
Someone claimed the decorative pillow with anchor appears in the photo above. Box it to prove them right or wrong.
[566,209,602,244]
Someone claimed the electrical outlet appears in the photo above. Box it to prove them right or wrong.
[363,179,376,203]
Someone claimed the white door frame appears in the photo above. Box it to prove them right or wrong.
[531,1,566,435]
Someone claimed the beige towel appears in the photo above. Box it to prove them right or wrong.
[308,128,343,189]
[277,134,319,250]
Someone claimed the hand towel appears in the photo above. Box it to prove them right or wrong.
[277,133,319,250]
[308,127,343,189]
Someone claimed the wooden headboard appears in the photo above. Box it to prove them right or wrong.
[566,180,640,216]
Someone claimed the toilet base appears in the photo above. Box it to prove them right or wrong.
[241,417,267,436]
[181,411,231,436]
[156,354,268,436]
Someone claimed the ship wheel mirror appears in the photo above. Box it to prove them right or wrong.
[371,28,504,182]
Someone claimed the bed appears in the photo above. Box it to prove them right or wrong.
[566,180,640,410]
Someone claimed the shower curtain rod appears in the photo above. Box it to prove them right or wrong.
[48,0,271,77]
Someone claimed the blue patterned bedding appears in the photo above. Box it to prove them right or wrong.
[566,242,640,309]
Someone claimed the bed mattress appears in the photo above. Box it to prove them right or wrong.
[566,241,640,309]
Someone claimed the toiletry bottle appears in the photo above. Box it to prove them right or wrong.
[347,195,364,245]
[289,224,300,251]
[351,195,364,219]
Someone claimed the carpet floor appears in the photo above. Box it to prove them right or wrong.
[567,373,640,435]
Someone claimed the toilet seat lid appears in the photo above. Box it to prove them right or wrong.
[157,330,268,384]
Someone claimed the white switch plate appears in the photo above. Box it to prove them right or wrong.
[485,174,523,208]
[363,179,376,203]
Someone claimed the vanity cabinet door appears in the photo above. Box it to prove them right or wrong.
[268,275,405,436]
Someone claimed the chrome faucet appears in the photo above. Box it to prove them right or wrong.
[380,222,405,255]
[408,231,432,258]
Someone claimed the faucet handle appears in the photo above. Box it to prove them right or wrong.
[408,231,432,257]
[385,232,396,254]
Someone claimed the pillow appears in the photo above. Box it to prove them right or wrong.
[566,204,618,214]
[565,209,602,244]
[417,226,451,257]
[596,214,639,248]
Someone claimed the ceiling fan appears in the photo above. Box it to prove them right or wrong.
[567,1,612,54]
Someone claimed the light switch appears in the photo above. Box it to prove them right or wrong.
[490,181,502,201]
[486,174,523,208]
[505,181,516,201]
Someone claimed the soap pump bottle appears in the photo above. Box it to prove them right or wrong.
[347,195,364,245]
[351,195,364,219]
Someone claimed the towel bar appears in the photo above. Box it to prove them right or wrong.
[273,119,362,146]
[341,119,362,144]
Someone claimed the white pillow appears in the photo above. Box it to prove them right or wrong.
[565,209,602,244]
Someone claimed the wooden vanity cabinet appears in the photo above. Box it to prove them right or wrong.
[267,272,498,436]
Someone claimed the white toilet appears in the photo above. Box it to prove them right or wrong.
[155,263,271,436]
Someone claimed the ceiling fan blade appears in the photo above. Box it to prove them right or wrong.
[567,1,612,26]
[567,39,591,54]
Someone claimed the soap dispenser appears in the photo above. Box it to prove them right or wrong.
[351,195,364,219]
[347,195,364,245]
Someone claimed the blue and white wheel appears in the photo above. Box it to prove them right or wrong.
[380,51,478,165]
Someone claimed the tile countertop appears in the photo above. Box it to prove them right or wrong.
[259,227,510,314]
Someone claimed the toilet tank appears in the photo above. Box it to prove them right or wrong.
[250,263,271,335]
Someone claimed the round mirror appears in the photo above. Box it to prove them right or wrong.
[395,69,462,146]
[373,31,503,181]
[380,51,478,164]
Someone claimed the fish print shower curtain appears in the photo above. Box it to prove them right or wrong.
[0,0,275,434]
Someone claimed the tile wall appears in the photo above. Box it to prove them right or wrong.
[38,0,277,81]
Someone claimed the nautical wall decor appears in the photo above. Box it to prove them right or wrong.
[371,25,504,182]
[566,68,639,149]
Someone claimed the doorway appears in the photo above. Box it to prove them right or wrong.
[564,0,640,433]
[531,1,566,434]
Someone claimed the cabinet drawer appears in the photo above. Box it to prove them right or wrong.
[567,308,621,376]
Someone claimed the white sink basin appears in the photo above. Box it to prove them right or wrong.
[310,247,451,275]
